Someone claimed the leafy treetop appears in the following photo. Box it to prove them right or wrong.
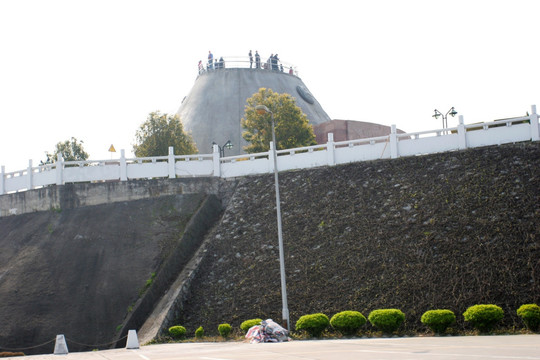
[133,111,197,157]
[241,88,317,153]
[42,137,89,164]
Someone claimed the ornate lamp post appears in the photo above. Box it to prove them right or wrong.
[255,104,290,330]
[433,107,458,130]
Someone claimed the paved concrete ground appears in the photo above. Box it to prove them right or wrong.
[15,335,540,360]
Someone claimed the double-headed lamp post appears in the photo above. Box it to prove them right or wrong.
[212,140,233,157]
[255,104,290,330]
[433,107,458,130]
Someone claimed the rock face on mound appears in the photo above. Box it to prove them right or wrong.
[178,142,540,334]
[176,68,331,155]
[0,194,214,354]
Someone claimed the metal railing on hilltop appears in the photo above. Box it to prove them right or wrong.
[197,55,298,77]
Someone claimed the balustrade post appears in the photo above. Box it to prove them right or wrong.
[27,159,33,190]
[326,133,335,166]
[212,144,221,177]
[390,125,398,159]
[457,115,467,150]
[0,165,5,195]
[269,141,276,173]
[120,150,127,181]
[168,146,176,179]
[530,105,539,141]
[55,155,64,186]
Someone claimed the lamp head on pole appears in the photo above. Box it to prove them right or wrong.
[255,104,272,115]
[224,140,233,150]
[432,109,442,119]
[449,107,458,117]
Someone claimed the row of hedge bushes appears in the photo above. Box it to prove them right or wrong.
[168,304,540,340]
[296,304,540,337]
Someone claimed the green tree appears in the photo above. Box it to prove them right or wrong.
[43,137,89,164]
[133,111,197,157]
[241,88,317,153]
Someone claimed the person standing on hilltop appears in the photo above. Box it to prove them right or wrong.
[249,50,253,68]
[255,50,261,69]
[198,60,204,74]
[208,51,214,70]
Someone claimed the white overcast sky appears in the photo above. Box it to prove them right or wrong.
[1,0,539,172]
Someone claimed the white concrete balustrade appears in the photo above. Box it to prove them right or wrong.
[1,105,539,196]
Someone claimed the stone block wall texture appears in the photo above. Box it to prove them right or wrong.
[178,142,540,335]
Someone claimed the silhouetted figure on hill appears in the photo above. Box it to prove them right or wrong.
[255,51,261,69]
[198,60,204,74]
[208,51,214,70]
[249,50,253,68]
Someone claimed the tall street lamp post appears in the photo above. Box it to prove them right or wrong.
[255,104,290,330]
[433,107,458,130]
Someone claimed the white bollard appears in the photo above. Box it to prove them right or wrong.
[53,334,69,355]
[126,329,140,349]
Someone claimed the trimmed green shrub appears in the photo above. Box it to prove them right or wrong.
[421,309,456,334]
[195,326,204,338]
[368,309,405,334]
[517,304,540,332]
[240,318,263,333]
[295,313,330,337]
[330,311,367,335]
[218,323,232,338]
[463,304,504,333]
[168,325,187,339]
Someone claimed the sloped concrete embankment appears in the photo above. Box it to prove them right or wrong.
[0,192,223,354]
[113,194,223,347]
